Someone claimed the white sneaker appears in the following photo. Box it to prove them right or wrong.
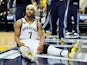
[65,32,72,36]
[27,52,37,62]
[73,33,79,36]
[20,46,37,62]
[59,38,65,44]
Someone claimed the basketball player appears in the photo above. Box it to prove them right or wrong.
[14,4,82,62]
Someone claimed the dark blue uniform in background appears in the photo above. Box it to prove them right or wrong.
[9,0,32,20]
[67,0,79,34]
[50,0,66,39]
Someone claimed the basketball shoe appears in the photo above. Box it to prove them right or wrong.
[59,38,65,44]
[68,40,82,59]
[20,46,37,62]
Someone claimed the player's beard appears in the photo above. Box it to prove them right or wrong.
[26,14,34,18]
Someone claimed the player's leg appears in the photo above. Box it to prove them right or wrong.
[43,40,82,58]
[42,44,68,57]
[19,39,40,61]
[19,46,37,62]
[72,5,79,36]
[66,8,72,35]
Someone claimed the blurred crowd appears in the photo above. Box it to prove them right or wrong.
[0,0,87,37]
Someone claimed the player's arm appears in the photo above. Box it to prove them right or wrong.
[38,20,45,45]
[37,20,45,53]
[14,20,25,47]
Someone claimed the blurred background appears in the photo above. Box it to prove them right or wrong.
[0,0,87,51]
[0,0,87,34]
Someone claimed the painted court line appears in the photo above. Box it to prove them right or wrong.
[36,54,87,62]
[0,50,87,62]
[0,50,20,59]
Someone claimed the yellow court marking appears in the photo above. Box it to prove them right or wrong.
[0,32,16,51]
[0,47,8,51]
[0,45,16,51]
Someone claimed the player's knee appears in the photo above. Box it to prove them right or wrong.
[20,46,31,57]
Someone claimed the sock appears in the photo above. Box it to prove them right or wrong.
[61,50,68,57]
[47,45,68,57]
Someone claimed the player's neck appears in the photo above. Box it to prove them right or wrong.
[25,16,34,24]
[25,16,34,21]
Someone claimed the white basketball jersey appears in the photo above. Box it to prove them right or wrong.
[20,18,39,40]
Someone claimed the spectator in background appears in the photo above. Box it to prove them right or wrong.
[50,0,66,42]
[0,0,8,31]
[79,0,87,14]
[43,0,52,37]
[66,0,79,36]
[9,0,32,21]
[0,0,7,14]
[46,0,51,16]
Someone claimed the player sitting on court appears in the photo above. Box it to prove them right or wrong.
[14,4,82,62]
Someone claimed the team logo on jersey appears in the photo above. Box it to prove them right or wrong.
[22,26,37,32]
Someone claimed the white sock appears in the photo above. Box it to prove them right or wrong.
[61,50,68,57]
[47,45,68,57]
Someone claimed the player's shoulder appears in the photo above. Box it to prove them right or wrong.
[16,19,22,23]
[16,18,23,24]
[15,19,22,26]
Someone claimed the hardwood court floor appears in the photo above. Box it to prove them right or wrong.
[0,32,16,51]
[0,31,51,51]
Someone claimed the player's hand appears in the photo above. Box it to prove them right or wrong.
[37,44,44,53]
[18,42,25,47]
